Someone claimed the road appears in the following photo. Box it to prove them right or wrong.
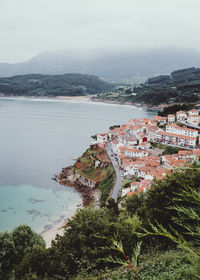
[106,143,123,201]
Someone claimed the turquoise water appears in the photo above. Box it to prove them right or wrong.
[0,98,156,234]
[0,184,80,233]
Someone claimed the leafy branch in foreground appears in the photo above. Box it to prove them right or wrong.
[103,238,142,280]
[140,185,200,257]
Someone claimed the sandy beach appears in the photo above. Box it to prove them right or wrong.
[0,94,162,110]
[0,94,95,102]
[41,219,65,248]
[41,202,83,248]
[56,95,94,101]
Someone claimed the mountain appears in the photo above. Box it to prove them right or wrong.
[1,47,200,81]
[0,73,113,97]
[132,67,200,104]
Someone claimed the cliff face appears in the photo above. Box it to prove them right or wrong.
[64,168,98,189]
[54,145,115,206]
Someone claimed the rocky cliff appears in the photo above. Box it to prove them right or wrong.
[54,144,115,206]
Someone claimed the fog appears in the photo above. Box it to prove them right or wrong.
[1,0,200,62]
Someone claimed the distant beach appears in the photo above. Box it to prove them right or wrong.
[0,94,162,111]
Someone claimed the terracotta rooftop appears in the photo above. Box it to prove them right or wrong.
[157,131,196,140]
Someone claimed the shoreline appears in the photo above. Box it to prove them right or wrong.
[40,201,83,248]
[0,94,158,247]
[41,175,100,247]
[0,94,162,110]
[91,97,165,111]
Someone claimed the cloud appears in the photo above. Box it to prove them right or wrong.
[1,0,200,62]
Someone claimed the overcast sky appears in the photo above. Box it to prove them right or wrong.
[1,0,200,63]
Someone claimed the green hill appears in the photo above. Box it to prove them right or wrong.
[0,73,114,97]
[133,67,200,105]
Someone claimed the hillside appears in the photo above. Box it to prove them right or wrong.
[1,47,200,82]
[94,67,200,105]
[0,73,113,96]
[132,67,200,104]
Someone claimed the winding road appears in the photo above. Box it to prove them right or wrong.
[106,143,123,201]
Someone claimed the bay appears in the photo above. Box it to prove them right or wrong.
[0,97,156,235]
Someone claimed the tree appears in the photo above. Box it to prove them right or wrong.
[0,232,15,280]
[140,163,200,229]
[124,193,144,217]
[106,198,119,216]
[0,225,45,280]
[12,225,45,265]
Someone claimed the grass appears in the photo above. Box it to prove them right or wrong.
[74,146,116,204]
[97,165,115,206]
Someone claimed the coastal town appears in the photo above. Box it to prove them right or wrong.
[96,104,200,198]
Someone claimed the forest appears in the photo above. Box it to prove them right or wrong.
[132,67,200,105]
[0,73,113,96]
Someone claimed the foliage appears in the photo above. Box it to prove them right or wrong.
[141,185,200,257]
[15,207,138,279]
[0,232,15,280]
[0,73,114,96]
[122,176,139,189]
[123,193,145,217]
[131,68,200,105]
[158,103,195,116]
[98,167,115,206]
[138,163,200,229]
[105,239,142,280]
[0,225,45,280]
[138,249,200,280]
[162,145,181,155]
[72,249,200,280]
[74,146,115,205]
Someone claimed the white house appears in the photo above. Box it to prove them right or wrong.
[154,116,167,125]
[176,111,187,121]
[167,114,175,123]
[124,148,148,158]
[188,109,199,116]
[130,181,139,191]
[166,124,198,138]
[187,115,200,126]
[97,133,108,148]
[156,131,197,148]
[122,187,131,196]
[111,140,120,155]
[118,134,137,147]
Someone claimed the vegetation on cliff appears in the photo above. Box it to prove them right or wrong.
[0,73,114,96]
[57,145,115,206]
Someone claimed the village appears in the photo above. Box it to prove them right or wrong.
[96,104,200,198]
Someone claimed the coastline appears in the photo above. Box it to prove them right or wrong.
[53,167,101,207]
[0,94,93,103]
[91,97,165,111]
[0,94,162,110]
[40,201,83,248]
[0,94,158,248]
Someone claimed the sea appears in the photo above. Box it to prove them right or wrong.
[0,97,156,235]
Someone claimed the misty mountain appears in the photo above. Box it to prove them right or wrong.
[1,47,200,81]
